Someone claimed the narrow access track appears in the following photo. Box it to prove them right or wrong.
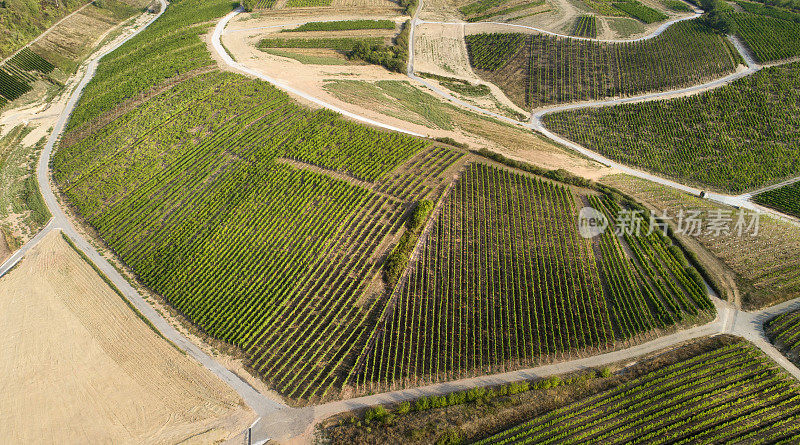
[2,4,799,444]
[214,8,424,138]
[406,1,800,224]
[0,0,286,421]
[209,8,800,442]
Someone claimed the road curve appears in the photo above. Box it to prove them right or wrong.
[419,9,702,44]
[31,0,286,418]
[409,9,800,223]
[213,8,425,138]
[251,293,800,442]
[2,3,798,443]
[208,7,800,441]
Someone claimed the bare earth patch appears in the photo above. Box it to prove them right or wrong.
[0,231,255,444]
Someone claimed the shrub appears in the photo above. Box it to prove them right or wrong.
[396,401,411,414]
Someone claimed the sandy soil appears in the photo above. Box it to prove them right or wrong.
[217,19,610,179]
[0,231,255,444]
[414,23,476,78]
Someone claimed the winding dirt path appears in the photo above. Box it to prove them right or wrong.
[210,5,800,443]
[4,3,800,444]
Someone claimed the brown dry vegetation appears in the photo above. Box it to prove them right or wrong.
[603,174,800,310]
[30,1,147,72]
[317,78,607,177]
[0,231,254,444]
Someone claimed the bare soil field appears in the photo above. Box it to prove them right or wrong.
[218,18,608,178]
[414,23,477,78]
[0,231,254,444]
[413,23,529,118]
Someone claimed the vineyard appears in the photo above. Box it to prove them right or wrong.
[258,37,385,51]
[284,20,396,32]
[476,341,800,444]
[736,0,800,22]
[544,61,800,192]
[612,0,668,23]
[465,20,740,109]
[8,48,55,74]
[572,16,598,38]
[754,183,800,219]
[242,0,278,9]
[0,0,86,58]
[663,0,692,11]
[766,311,800,367]
[730,12,800,63]
[602,174,800,310]
[0,48,56,104]
[286,0,334,6]
[56,67,459,402]
[65,0,235,131]
[0,70,31,102]
[353,163,712,391]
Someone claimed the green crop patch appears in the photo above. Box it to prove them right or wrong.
[284,20,396,32]
[731,12,800,63]
[754,182,800,218]
[476,341,800,444]
[355,163,713,392]
[572,15,598,37]
[544,61,800,192]
[466,20,740,109]
[258,37,384,51]
[612,0,668,23]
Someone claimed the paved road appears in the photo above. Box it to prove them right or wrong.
[2,3,799,443]
[250,295,800,442]
[211,7,800,442]
[14,0,287,419]
[213,8,424,138]
[419,10,701,44]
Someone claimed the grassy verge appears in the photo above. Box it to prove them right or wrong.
[261,48,349,65]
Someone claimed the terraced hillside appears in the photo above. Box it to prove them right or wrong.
[545,61,800,193]
[0,0,86,58]
[465,20,740,109]
[355,163,712,391]
[56,0,715,405]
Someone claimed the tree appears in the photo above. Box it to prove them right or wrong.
[700,0,733,33]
